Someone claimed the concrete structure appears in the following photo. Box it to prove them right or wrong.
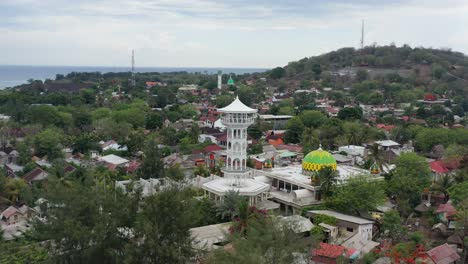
[307,210,379,254]
[202,97,274,209]
[254,163,373,215]
[217,70,222,89]
[338,145,367,158]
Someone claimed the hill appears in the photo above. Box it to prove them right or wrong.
[264,45,468,98]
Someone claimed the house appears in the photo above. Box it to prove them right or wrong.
[23,167,49,184]
[0,151,8,165]
[4,163,24,177]
[307,210,379,254]
[425,244,460,264]
[311,242,358,264]
[190,222,231,251]
[100,140,127,152]
[125,160,141,174]
[100,154,129,170]
[0,205,29,225]
[430,158,461,181]
[338,145,367,158]
[435,203,457,223]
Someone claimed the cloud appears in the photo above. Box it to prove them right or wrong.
[0,0,467,68]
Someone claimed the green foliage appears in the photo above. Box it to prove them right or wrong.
[138,139,165,179]
[381,210,406,241]
[448,181,468,207]
[284,117,304,144]
[299,110,327,128]
[337,107,363,121]
[33,128,65,160]
[312,213,337,225]
[325,175,386,215]
[409,231,424,245]
[216,94,235,108]
[207,216,310,264]
[415,128,468,152]
[386,152,431,216]
[145,112,163,129]
[166,164,185,181]
[269,67,286,79]
[0,242,49,264]
[124,187,196,263]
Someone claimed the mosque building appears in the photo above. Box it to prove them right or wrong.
[203,97,381,215]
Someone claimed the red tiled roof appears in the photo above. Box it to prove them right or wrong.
[436,203,457,217]
[312,243,346,258]
[431,158,461,174]
[427,244,460,264]
[203,144,223,153]
[126,160,141,173]
[1,206,19,219]
[23,167,46,183]
[268,138,284,146]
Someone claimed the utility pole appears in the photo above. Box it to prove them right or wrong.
[131,49,136,87]
[360,20,365,50]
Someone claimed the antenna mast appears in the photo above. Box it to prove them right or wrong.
[131,49,135,87]
[360,20,364,49]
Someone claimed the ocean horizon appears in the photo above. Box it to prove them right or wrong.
[0,65,269,89]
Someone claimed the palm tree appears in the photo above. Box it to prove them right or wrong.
[317,166,338,198]
[216,190,242,221]
[368,143,385,171]
[431,174,454,202]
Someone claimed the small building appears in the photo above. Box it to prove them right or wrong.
[23,167,49,184]
[100,154,129,170]
[0,205,29,225]
[425,243,460,264]
[338,145,367,157]
[311,242,357,264]
[4,163,24,178]
[307,210,378,254]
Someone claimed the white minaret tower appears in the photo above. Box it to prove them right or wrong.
[217,70,222,89]
[218,96,257,186]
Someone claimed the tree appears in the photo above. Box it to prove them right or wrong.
[33,128,65,160]
[125,129,146,155]
[138,139,165,179]
[33,173,140,263]
[193,164,210,177]
[247,123,263,140]
[431,174,454,201]
[216,95,234,108]
[189,123,201,144]
[124,187,195,263]
[301,127,319,154]
[448,181,468,207]
[386,153,431,216]
[270,67,286,79]
[145,112,163,130]
[207,215,310,264]
[381,210,406,241]
[166,164,185,181]
[317,166,338,198]
[299,110,327,128]
[356,69,369,82]
[325,175,386,215]
[216,190,244,221]
[284,117,304,144]
[337,107,362,121]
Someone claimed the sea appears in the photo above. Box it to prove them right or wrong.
[0,65,268,89]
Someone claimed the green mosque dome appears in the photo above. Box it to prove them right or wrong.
[302,146,337,172]
[227,76,235,85]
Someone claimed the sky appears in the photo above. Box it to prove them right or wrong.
[1,0,468,68]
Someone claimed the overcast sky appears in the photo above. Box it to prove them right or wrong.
[1,0,467,68]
